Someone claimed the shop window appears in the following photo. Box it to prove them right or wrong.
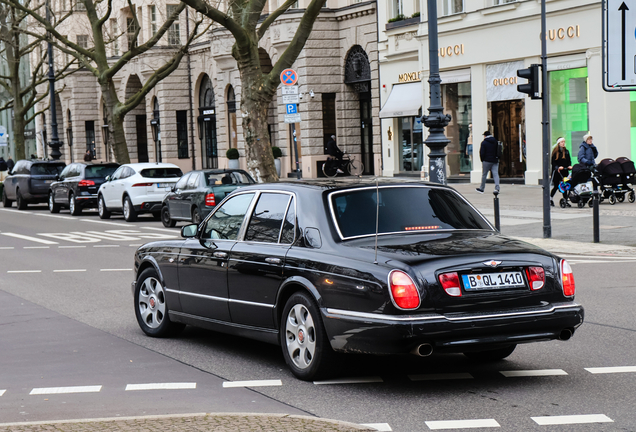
[398,117,423,172]
[176,110,188,159]
[569,77,588,104]
[85,120,96,158]
[442,82,472,175]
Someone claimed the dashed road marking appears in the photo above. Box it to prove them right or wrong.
[23,246,50,249]
[531,414,613,425]
[409,373,473,381]
[0,247,15,250]
[53,269,87,273]
[142,226,180,233]
[0,390,5,397]
[79,219,130,227]
[222,380,282,388]
[30,385,102,395]
[58,245,87,249]
[313,377,383,385]
[7,270,41,274]
[129,244,142,247]
[125,383,196,391]
[0,233,58,244]
[585,366,636,374]
[33,213,74,220]
[100,268,131,272]
[361,423,392,431]
[93,245,120,248]
[500,369,567,377]
[425,418,500,429]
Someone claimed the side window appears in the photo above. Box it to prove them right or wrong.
[280,197,296,244]
[17,162,28,174]
[59,165,72,179]
[186,172,200,189]
[174,173,190,190]
[124,167,136,178]
[202,193,255,240]
[111,166,124,180]
[244,193,291,243]
[69,165,81,177]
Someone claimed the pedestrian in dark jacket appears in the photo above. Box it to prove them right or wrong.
[0,157,7,172]
[326,135,344,174]
[476,131,500,193]
[550,137,572,206]
[6,156,14,172]
[577,134,598,168]
[84,150,93,162]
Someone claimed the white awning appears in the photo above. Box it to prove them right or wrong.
[379,82,423,118]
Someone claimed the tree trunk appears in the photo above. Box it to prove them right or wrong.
[100,79,131,164]
[12,105,26,160]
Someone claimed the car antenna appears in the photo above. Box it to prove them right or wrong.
[374,177,379,265]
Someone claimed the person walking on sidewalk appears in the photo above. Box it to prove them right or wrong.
[550,137,572,206]
[577,133,598,169]
[476,130,500,194]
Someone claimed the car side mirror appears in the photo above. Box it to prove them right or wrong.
[181,224,198,238]
[105,175,111,182]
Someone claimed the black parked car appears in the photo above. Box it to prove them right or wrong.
[48,162,120,215]
[2,160,66,209]
[161,169,254,227]
[131,180,584,381]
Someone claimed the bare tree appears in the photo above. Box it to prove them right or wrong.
[0,0,75,160]
[5,0,208,163]
[180,0,325,182]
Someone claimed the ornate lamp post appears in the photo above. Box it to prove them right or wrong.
[150,118,161,162]
[422,0,451,184]
[45,0,63,160]
[101,122,109,162]
[65,122,73,162]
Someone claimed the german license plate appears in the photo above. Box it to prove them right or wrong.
[45,180,53,184]
[462,272,525,290]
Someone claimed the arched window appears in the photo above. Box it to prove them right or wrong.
[227,85,237,149]
[151,97,162,162]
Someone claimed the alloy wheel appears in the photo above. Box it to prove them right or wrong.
[285,303,317,370]
[138,276,166,329]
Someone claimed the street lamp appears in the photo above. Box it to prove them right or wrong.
[197,116,204,141]
[422,0,451,184]
[150,118,161,162]
[101,122,109,161]
[45,0,62,160]
[66,125,73,162]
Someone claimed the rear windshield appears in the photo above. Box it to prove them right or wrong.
[331,186,492,239]
[85,165,119,179]
[140,168,183,179]
[205,171,254,186]
[30,164,65,175]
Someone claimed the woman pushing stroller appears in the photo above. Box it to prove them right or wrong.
[551,137,572,206]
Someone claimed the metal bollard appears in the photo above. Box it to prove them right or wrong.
[593,190,600,243]
[493,191,501,232]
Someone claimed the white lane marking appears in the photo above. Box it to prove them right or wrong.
[0,390,5,396]
[586,366,636,374]
[361,423,392,431]
[58,245,87,248]
[568,260,636,265]
[561,254,636,260]
[0,208,34,214]
[100,268,131,272]
[222,380,282,388]
[425,419,500,429]
[500,369,567,377]
[23,246,50,249]
[125,383,196,391]
[409,373,473,381]
[531,414,613,425]
[79,219,130,227]
[129,244,142,247]
[33,213,74,220]
[7,270,41,274]
[142,226,180,233]
[0,233,58,244]
[53,269,87,273]
[30,385,102,395]
[313,377,383,385]
[93,245,119,248]
[0,247,15,250]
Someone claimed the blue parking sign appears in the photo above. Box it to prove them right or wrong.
[286,104,297,114]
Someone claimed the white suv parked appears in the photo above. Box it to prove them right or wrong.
[97,163,183,221]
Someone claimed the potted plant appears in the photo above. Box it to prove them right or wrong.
[226,147,240,169]
[272,146,282,176]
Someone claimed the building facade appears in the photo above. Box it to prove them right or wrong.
[36,0,380,179]
[378,0,632,184]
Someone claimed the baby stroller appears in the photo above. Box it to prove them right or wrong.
[559,164,595,208]
[597,158,629,204]
[616,157,636,203]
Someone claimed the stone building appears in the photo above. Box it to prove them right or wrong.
[36,0,380,178]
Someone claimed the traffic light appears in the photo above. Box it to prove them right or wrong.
[517,64,541,100]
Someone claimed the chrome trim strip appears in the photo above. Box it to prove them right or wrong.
[325,303,582,323]
[167,289,274,308]
[228,298,275,308]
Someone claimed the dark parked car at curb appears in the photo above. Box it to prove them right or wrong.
[2,160,66,209]
[131,179,584,381]
[48,162,120,215]
[160,169,255,227]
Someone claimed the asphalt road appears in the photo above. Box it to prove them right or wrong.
[1,203,636,431]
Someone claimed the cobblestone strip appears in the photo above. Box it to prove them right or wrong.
[0,413,376,432]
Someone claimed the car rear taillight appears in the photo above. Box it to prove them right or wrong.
[438,272,461,297]
[132,183,153,187]
[205,193,216,207]
[561,259,575,296]
[78,179,95,187]
[526,266,545,290]
[388,270,420,310]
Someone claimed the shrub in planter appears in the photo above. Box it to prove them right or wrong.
[411,11,420,18]
[271,146,282,159]
[387,14,405,23]
[226,148,240,160]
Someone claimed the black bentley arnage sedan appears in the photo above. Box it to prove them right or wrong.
[131,179,584,380]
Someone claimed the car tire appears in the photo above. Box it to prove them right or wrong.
[16,189,27,210]
[463,344,516,362]
[280,291,335,381]
[123,196,137,222]
[134,268,185,337]
[2,189,13,207]
[98,195,111,219]
[192,207,202,225]
[48,192,61,213]
[161,205,176,228]
[69,193,82,216]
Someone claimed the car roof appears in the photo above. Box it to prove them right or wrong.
[123,162,181,170]
[233,178,455,194]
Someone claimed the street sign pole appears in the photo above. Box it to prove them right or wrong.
[541,0,551,239]
[603,0,636,91]
[280,70,301,179]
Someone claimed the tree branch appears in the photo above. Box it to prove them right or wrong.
[257,0,295,40]
[180,0,248,44]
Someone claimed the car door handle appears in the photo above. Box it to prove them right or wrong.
[213,251,227,258]
[265,257,281,264]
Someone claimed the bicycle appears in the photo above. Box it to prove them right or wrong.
[322,153,364,178]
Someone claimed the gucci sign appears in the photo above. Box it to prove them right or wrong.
[493,76,518,86]
[439,44,464,57]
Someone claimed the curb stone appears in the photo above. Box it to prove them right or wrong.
[513,236,636,256]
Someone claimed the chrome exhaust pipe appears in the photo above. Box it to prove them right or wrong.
[412,343,434,357]
[559,329,573,341]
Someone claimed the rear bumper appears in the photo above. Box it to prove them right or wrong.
[134,201,162,214]
[75,194,98,208]
[322,302,584,355]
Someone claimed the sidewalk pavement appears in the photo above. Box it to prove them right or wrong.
[0,413,376,432]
